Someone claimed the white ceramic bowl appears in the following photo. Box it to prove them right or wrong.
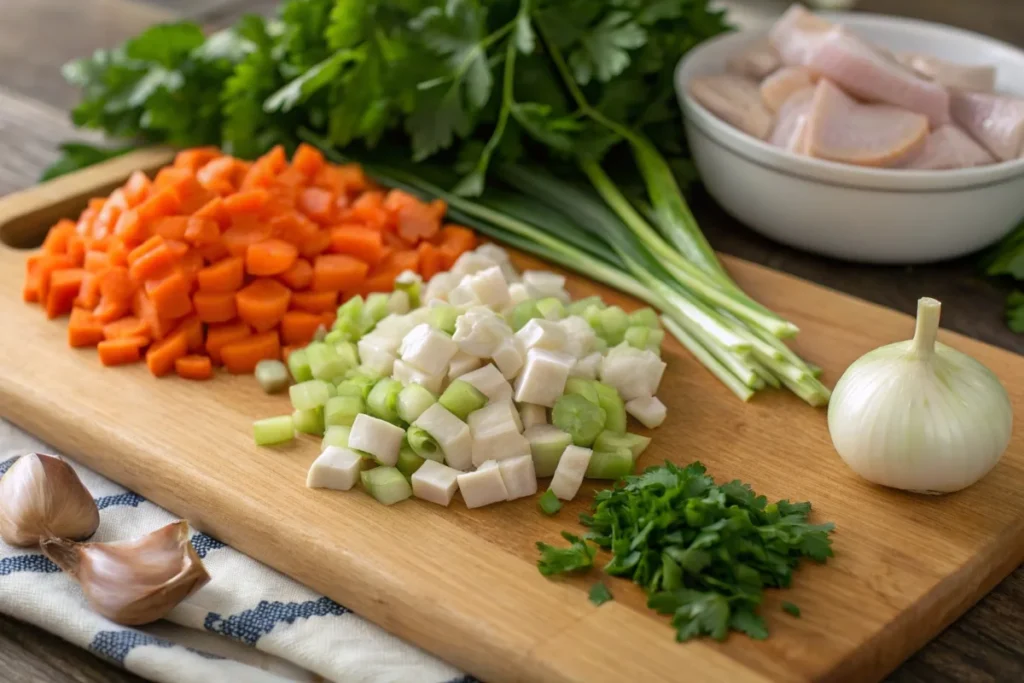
[675,12,1024,264]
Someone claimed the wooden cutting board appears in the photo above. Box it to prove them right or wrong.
[1,150,1022,683]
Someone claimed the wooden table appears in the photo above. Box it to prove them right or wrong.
[1,0,1022,681]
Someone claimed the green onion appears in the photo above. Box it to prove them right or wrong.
[538,489,562,515]
[593,383,626,435]
[397,384,437,424]
[253,415,294,446]
[406,426,443,462]
[563,378,600,405]
[439,380,488,420]
[366,378,402,423]
[324,395,363,427]
[585,448,634,479]
[428,304,459,335]
[287,348,313,383]
[536,297,564,321]
[593,431,651,460]
[322,425,351,449]
[509,300,541,331]
[254,360,290,394]
[527,425,573,477]
[360,467,412,505]
[624,326,650,350]
[552,394,606,447]
[292,408,325,435]
[289,379,332,411]
[630,307,660,329]
[397,446,426,479]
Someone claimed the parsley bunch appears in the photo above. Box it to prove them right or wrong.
[983,220,1024,332]
[537,462,835,642]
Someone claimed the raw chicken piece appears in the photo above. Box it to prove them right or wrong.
[770,87,815,153]
[760,66,816,112]
[689,74,774,140]
[769,4,833,66]
[726,38,782,80]
[949,90,1024,161]
[803,29,950,127]
[805,80,929,167]
[896,53,996,93]
[903,125,995,170]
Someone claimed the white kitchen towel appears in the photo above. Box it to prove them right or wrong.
[0,419,476,683]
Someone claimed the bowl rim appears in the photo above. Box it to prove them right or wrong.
[675,11,1024,192]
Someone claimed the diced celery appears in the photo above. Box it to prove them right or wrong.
[429,304,459,335]
[406,426,444,462]
[509,300,540,331]
[646,328,665,351]
[538,489,562,515]
[438,380,488,420]
[336,374,376,399]
[624,326,650,349]
[290,379,332,410]
[395,271,422,309]
[629,307,660,329]
[366,378,403,423]
[592,337,608,353]
[526,425,572,477]
[564,377,600,405]
[552,394,606,447]
[324,330,344,346]
[292,408,325,435]
[287,348,313,383]
[593,431,651,460]
[597,306,629,346]
[337,295,364,325]
[567,296,604,316]
[594,382,626,434]
[253,416,294,446]
[397,446,426,479]
[585,448,634,480]
[324,395,363,427]
[536,297,565,321]
[325,382,337,398]
[362,293,390,331]
[255,360,290,394]
[397,384,437,424]
[360,467,412,505]
[322,425,352,449]
[335,341,359,368]
[313,324,328,342]
[306,343,349,382]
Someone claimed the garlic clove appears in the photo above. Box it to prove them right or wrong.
[0,453,100,547]
[41,521,210,626]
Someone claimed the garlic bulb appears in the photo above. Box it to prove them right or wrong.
[828,298,1013,494]
[0,453,100,547]
[41,521,210,625]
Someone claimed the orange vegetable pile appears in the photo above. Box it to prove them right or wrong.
[23,144,478,379]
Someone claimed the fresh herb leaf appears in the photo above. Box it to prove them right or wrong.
[782,601,801,617]
[536,532,595,575]
[40,143,137,181]
[567,11,647,85]
[538,489,562,515]
[729,608,769,640]
[588,581,613,606]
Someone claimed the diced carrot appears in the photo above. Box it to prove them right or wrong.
[102,316,150,342]
[154,167,192,190]
[196,256,244,293]
[98,266,134,304]
[193,290,237,323]
[395,200,442,244]
[291,143,325,177]
[193,196,229,228]
[68,308,106,347]
[129,243,178,284]
[197,156,246,193]
[221,217,273,258]
[93,296,131,324]
[84,250,111,273]
[270,212,319,247]
[94,194,125,237]
[66,235,86,267]
[280,311,326,346]
[246,239,298,276]
[98,337,147,366]
[183,216,219,246]
[220,331,281,374]
[42,220,76,255]
[206,321,251,365]
[46,269,85,319]
[174,147,221,174]
[175,354,213,380]
[417,242,443,280]
[236,278,291,332]
[311,254,369,292]
[345,190,388,231]
[75,272,102,309]
[352,269,402,296]
[133,290,174,341]
[275,166,308,189]
[136,188,181,225]
[438,224,477,254]
[378,249,419,276]
[175,315,204,352]
[165,240,189,260]
[315,163,367,196]
[113,209,145,244]
[278,258,313,290]
[145,330,189,377]
[179,248,204,281]
[223,189,270,215]
[31,254,74,304]
[122,171,153,207]
[145,271,192,319]
[152,216,190,241]
[297,187,336,224]
[198,241,230,264]
[282,344,301,362]
[290,290,337,313]
[298,229,331,259]
[127,235,165,266]
[107,240,129,267]
[329,225,384,265]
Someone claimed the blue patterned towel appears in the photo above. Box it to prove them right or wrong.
[0,420,474,683]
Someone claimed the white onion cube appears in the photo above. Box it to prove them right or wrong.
[550,445,592,500]
[558,315,596,358]
[447,283,480,308]
[424,272,458,302]
[626,396,667,428]
[411,460,461,506]
[468,400,522,434]
[600,344,667,400]
[570,352,602,380]
[451,251,499,278]
[448,351,483,380]
[465,266,511,310]
[453,307,513,357]
[508,282,531,306]
[413,403,473,471]
[471,421,530,467]
[392,359,445,395]
[457,465,508,508]
[523,271,566,297]
[498,454,538,500]
[356,337,396,376]
[306,447,363,491]
[514,348,575,408]
[491,337,525,380]
[519,403,546,430]
[459,364,513,402]
[399,323,458,376]
[515,319,568,353]
[349,414,404,466]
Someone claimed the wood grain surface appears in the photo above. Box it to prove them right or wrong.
[3,152,1024,683]
[0,0,1022,682]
